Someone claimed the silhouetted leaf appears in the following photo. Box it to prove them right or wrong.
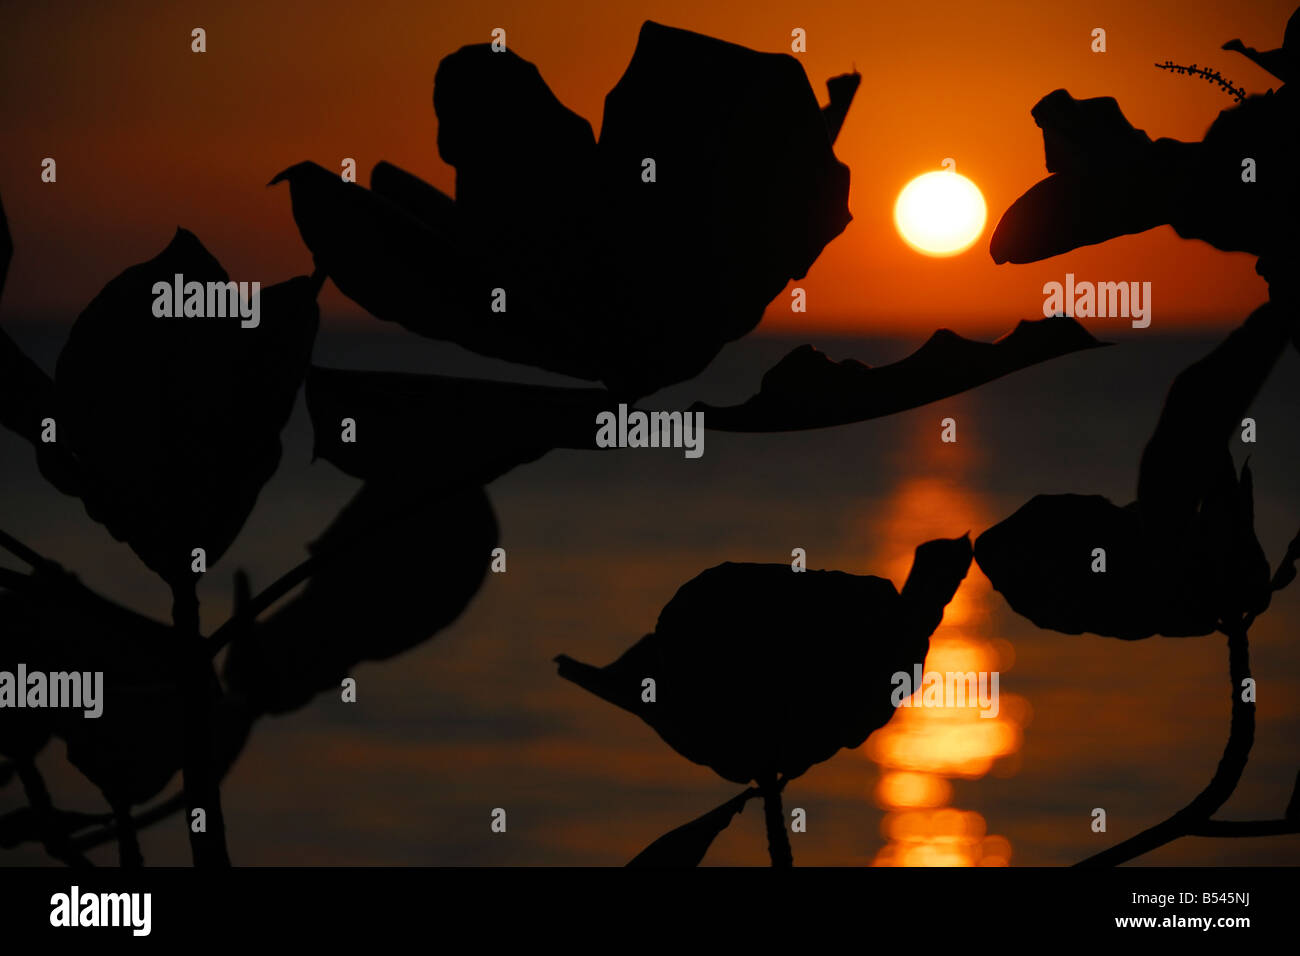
[271,162,597,381]
[978,305,1285,637]
[991,89,1289,266]
[626,789,757,867]
[1139,303,1294,543]
[557,536,971,784]
[1135,305,1285,620]
[977,495,1208,639]
[821,72,861,145]
[278,23,855,398]
[693,317,1104,431]
[975,469,1268,640]
[435,43,603,375]
[223,482,498,715]
[370,161,456,231]
[594,21,852,396]
[53,231,319,584]
[305,366,609,488]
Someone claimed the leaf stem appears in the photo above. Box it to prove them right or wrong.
[15,758,92,867]
[173,577,231,867]
[1075,618,1254,866]
[761,775,793,868]
[207,555,316,657]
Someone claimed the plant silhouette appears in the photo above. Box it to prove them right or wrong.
[0,20,1225,869]
[556,536,973,866]
[979,5,1300,865]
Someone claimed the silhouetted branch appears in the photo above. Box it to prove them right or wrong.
[111,801,143,868]
[207,554,317,657]
[68,792,186,854]
[0,527,50,569]
[1076,618,1254,866]
[15,759,93,868]
[1190,819,1300,837]
[761,775,793,868]
[172,578,231,867]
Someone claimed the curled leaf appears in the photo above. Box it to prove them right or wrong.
[692,316,1104,431]
[557,536,971,784]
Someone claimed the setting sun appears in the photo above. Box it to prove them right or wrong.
[894,169,988,257]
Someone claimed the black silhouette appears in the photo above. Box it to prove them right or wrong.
[1,19,1194,869]
[277,22,853,400]
[556,536,972,866]
[694,316,1103,431]
[991,7,1300,292]
[978,5,1300,864]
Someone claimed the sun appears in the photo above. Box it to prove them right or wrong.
[894,170,988,257]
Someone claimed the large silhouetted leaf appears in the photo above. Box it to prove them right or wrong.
[223,482,498,715]
[693,317,1104,431]
[594,21,852,396]
[990,89,1294,268]
[278,23,856,399]
[626,789,756,867]
[975,466,1268,640]
[271,162,598,381]
[53,231,319,584]
[977,305,1283,638]
[434,43,601,377]
[556,536,971,784]
[977,495,1210,639]
[305,366,608,488]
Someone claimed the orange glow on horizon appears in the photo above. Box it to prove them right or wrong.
[0,0,1287,334]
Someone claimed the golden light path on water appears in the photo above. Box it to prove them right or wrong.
[857,475,1029,866]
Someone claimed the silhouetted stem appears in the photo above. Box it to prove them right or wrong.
[172,578,231,867]
[70,792,186,853]
[207,554,317,657]
[761,775,793,868]
[0,528,48,568]
[1191,819,1299,837]
[1076,619,1254,866]
[16,758,92,867]
[112,801,143,868]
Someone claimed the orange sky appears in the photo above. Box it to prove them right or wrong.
[0,0,1292,334]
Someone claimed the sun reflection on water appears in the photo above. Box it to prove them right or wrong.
[856,473,1028,866]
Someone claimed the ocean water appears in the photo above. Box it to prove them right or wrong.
[2,315,1299,866]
